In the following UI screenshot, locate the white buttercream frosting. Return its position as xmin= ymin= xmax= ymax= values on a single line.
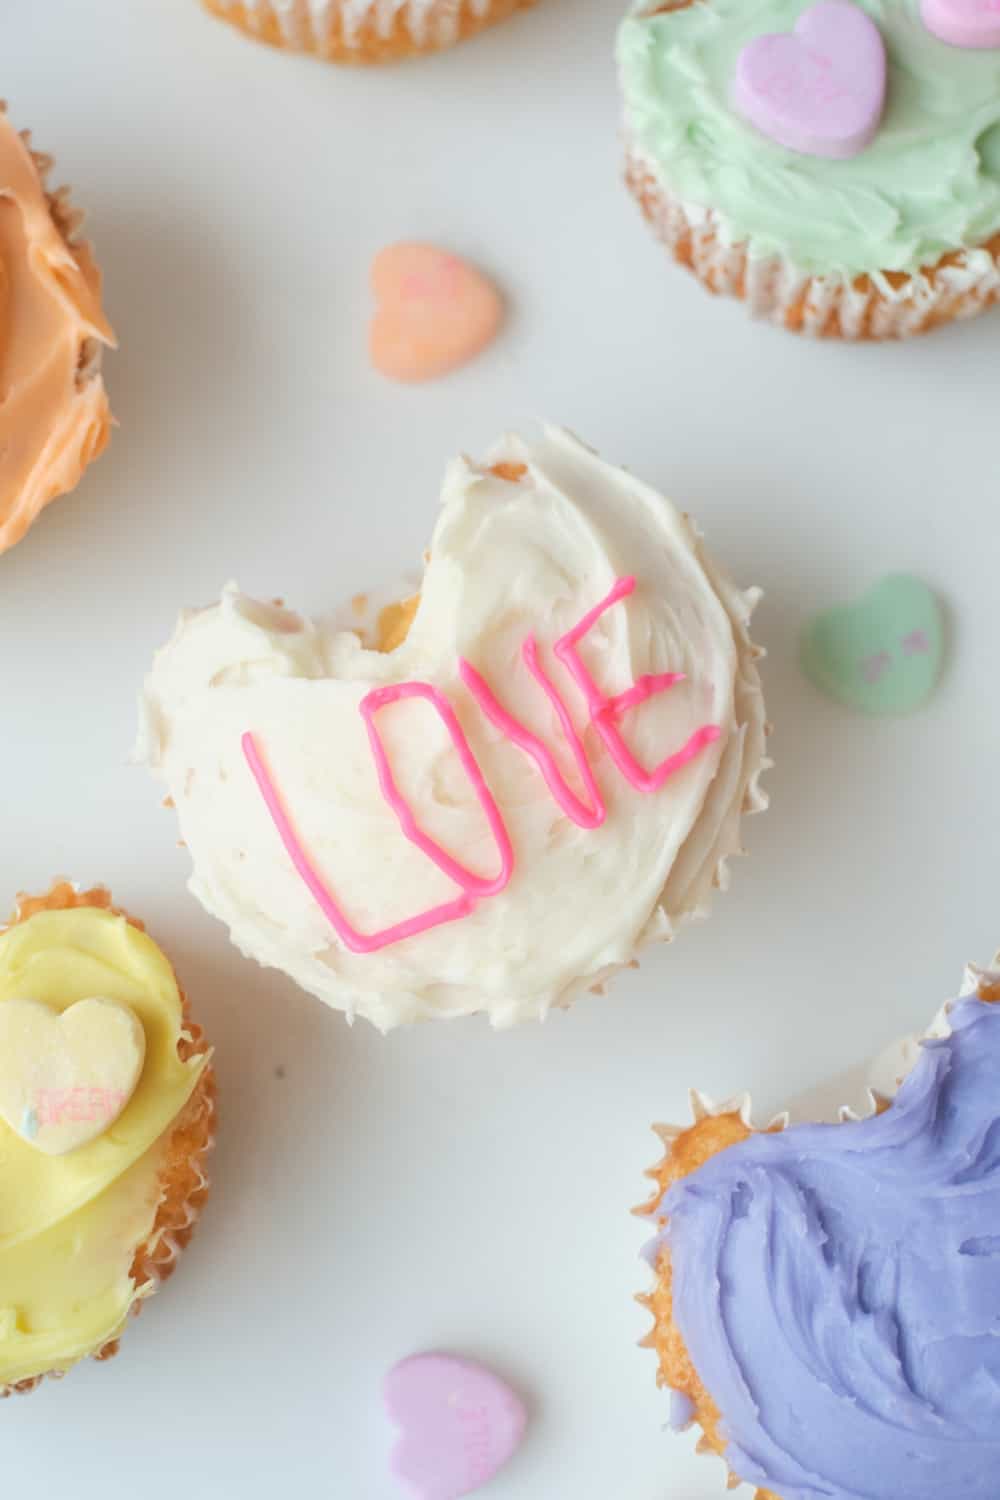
xmin=137 ymin=427 xmax=769 ymax=1029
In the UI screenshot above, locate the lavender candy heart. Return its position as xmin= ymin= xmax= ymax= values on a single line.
xmin=922 ymin=0 xmax=1000 ymax=48
xmin=384 ymin=1353 xmax=527 ymax=1500
xmin=733 ymin=0 xmax=888 ymax=159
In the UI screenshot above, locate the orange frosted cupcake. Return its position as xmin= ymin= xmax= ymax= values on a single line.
xmin=202 ymin=0 xmax=537 ymax=62
xmin=0 ymin=883 xmax=214 ymax=1395
xmin=0 ymin=108 xmax=114 ymax=554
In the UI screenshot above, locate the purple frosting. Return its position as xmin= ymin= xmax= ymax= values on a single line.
xmin=652 ymin=997 xmax=1000 ymax=1500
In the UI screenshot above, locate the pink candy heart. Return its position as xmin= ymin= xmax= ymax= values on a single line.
xmin=384 ymin=1354 xmax=527 ymax=1500
xmin=733 ymin=1 xmax=887 ymax=159
xmin=369 ymin=244 xmax=504 ymax=384
xmin=921 ymin=0 xmax=1000 ymax=47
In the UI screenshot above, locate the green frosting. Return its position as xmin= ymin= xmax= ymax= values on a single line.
xmin=618 ymin=0 xmax=1000 ymax=279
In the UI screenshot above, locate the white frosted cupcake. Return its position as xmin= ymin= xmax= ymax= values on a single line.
xmin=201 ymin=0 xmax=537 ymax=62
xmin=137 ymin=427 xmax=769 ymax=1029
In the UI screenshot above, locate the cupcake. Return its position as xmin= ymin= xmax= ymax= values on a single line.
xmin=0 ymin=107 xmax=114 ymax=554
xmin=0 ymin=883 xmax=214 ymax=1395
xmin=137 ymin=426 xmax=769 ymax=1030
xmin=638 ymin=961 xmax=1000 ymax=1497
xmin=201 ymin=0 xmax=537 ymax=63
xmin=618 ymin=0 xmax=1000 ymax=338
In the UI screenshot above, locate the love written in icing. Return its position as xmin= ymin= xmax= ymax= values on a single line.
xmin=242 ymin=577 xmax=721 ymax=954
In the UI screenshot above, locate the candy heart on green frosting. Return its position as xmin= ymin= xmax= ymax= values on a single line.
xmin=800 ymin=574 xmax=944 ymax=714
xmin=617 ymin=0 xmax=1000 ymax=280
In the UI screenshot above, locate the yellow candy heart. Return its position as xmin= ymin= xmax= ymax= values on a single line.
xmin=0 ymin=997 xmax=145 ymax=1156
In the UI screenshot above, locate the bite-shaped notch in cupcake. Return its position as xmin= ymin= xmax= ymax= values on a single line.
xmin=637 ymin=963 xmax=1000 ymax=1499
xmin=201 ymin=0 xmax=537 ymax=63
xmin=618 ymin=0 xmax=1000 ymax=338
xmin=138 ymin=427 xmax=770 ymax=1031
xmin=0 ymin=106 xmax=114 ymax=555
xmin=0 ymin=883 xmax=214 ymax=1395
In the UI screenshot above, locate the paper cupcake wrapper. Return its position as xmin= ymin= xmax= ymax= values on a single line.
xmin=637 ymin=956 xmax=1000 ymax=1492
xmin=203 ymin=0 xmax=535 ymax=61
xmin=625 ymin=148 xmax=1000 ymax=341
xmin=0 ymin=882 xmax=216 ymax=1398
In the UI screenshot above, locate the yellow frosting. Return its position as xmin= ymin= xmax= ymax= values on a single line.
xmin=0 ymin=111 xmax=115 ymax=556
xmin=0 ymin=908 xmax=209 ymax=1386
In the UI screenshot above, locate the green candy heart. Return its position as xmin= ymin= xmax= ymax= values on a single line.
xmin=801 ymin=575 xmax=945 ymax=716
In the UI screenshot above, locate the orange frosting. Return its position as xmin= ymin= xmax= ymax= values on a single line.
xmin=0 ymin=112 xmax=114 ymax=555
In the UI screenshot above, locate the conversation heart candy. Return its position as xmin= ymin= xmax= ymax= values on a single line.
xmin=369 ymin=244 xmax=503 ymax=383
xmin=733 ymin=1 xmax=887 ymax=159
xmin=800 ymin=574 xmax=944 ymax=715
xmin=0 ymin=996 xmax=145 ymax=1154
xmin=384 ymin=1353 xmax=527 ymax=1500
xmin=921 ymin=0 xmax=1000 ymax=47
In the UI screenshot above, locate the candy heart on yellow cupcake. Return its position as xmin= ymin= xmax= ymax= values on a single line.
xmin=0 ymin=996 xmax=145 ymax=1156
xmin=0 ymin=883 xmax=214 ymax=1395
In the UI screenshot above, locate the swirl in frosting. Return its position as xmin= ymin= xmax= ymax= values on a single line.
xmin=652 ymin=995 xmax=1000 ymax=1500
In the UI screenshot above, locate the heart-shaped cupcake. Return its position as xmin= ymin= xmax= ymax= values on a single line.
xmin=641 ymin=978 xmax=1000 ymax=1499
xmin=0 ymin=995 xmax=145 ymax=1155
xmin=384 ymin=1354 xmax=527 ymax=1500
xmin=733 ymin=0 xmax=887 ymax=159
xmin=138 ymin=427 xmax=769 ymax=1030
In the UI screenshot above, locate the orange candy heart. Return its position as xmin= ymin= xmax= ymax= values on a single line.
xmin=369 ymin=243 xmax=504 ymax=383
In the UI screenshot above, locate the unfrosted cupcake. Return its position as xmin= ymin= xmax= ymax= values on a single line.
xmin=138 ymin=426 xmax=769 ymax=1030
xmin=202 ymin=0 xmax=537 ymax=62
xmin=618 ymin=0 xmax=1000 ymax=338
xmin=638 ymin=961 xmax=1000 ymax=1498
xmin=0 ymin=883 xmax=214 ymax=1395
xmin=0 ymin=107 xmax=114 ymax=554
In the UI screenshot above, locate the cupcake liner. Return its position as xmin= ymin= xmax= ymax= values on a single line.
xmin=0 ymin=882 xmax=216 ymax=1398
xmin=202 ymin=0 xmax=536 ymax=62
xmin=625 ymin=148 xmax=1000 ymax=341
xmin=637 ymin=960 xmax=1000 ymax=1494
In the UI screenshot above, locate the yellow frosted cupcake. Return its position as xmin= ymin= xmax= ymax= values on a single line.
xmin=0 ymin=883 xmax=214 ymax=1396
xmin=0 ymin=107 xmax=114 ymax=555
xmin=202 ymin=0 xmax=537 ymax=63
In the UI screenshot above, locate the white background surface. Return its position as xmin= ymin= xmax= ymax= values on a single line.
xmin=2 ymin=1 xmax=998 ymax=1495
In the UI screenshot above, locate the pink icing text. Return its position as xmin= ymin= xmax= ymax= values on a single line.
xmin=34 ymin=1086 xmax=127 ymax=1127
xmin=243 ymin=682 xmax=512 ymax=956
xmin=243 ymin=577 xmax=721 ymax=953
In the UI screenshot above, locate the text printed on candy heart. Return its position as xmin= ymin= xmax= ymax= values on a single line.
xmin=34 ymin=1087 xmax=128 ymax=1126
xmin=243 ymin=577 xmax=721 ymax=955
